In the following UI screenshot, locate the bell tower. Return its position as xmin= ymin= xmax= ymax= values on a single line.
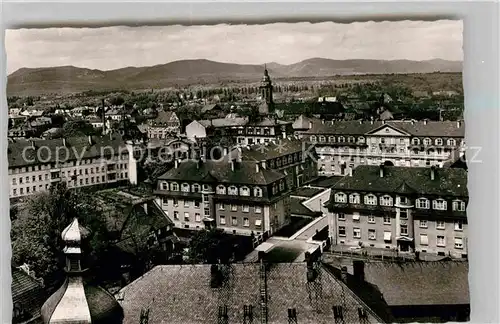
xmin=258 ymin=65 xmax=274 ymax=115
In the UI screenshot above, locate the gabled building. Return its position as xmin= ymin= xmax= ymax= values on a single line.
xmin=154 ymin=156 xmax=291 ymax=239
xmin=11 ymin=266 xmax=46 ymax=324
xmin=304 ymin=120 xmax=465 ymax=176
xmin=147 ymin=111 xmax=181 ymax=139
xmin=201 ymin=103 xmax=225 ymax=119
xmin=325 ymin=165 xmax=468 ymax=258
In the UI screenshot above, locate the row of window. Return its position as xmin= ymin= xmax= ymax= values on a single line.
xmin=310 ymin=134 xmax=461 ymax=147
xmin=8 ymin=156 xmax=128 ymax=175
xmin=337 ymin=213 xmax=465 ymax=230
xmin=162 ymin=199 xmax=263 ymax=214
xmin=334 ymin=192 xmax=466 ymax=211
xmin=220 ymin=215 xmax=260 ymax=227
xmin=160 ymin=182 xmax=266 ymax=197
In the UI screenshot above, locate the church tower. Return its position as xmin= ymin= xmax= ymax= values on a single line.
xmin=258 ymin=65 xmax=274 ymax=115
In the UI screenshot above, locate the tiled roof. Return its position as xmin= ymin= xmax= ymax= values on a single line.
xmin=362 ymin=261 xmax=469 ymax=306
xmin=12 ymin=267 xmax=46 ymax=323
xmin=304 ymin=120 xmax=465 ymax=137
xmin=198 ymin=117 xmax=248 ymax=128
xmin=157 ymin=160 xmax=285 ymax=186
xmin=201 ymin=104 xmax=221 ymax=113
xmin=150 ymin=111 xmax=178 ymax=126
xmin=331 ymin=166 xmax=468 ymax=197
xmin=307 ymin=176 xmax=345 ymax=188
xmin=291 ymin=187 xmax=324 ymax=198
xmin=233 ymin=138 xmax=305 ymax=161
xmin=290 ymin=197 xmax=321 ymax=217
xmin=117 ymin=262 xmax=382 ymax=324
xmin=8 ymin=134 xmax=127 ymax=168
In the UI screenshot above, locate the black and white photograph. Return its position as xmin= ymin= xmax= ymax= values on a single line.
xmin=6 ymin=19 xmax=469 ymax=324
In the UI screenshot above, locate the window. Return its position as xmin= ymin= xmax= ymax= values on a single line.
xmin=310 ymin=135 xmax=317 ymax=143
xmin=420 ymin=220 xmax=428 ymax=228
xmin=384 ymin=231 xmax=392 ymax=242
xmin=184 ymin=200 xmax=189 ymax=208
xmin=173 ymin=198 xmax=178 ymax=207
xmin=319 ymin=136 xmax=326 ymax=142
xmin=220 ymin=215 xmax=226 ymax=225
xmin=400 ymin=209 xmax=408 ymax=219
xmin=242 ymin=205 xmax=249 ymax=212
xmin=433 ymin=199 xmax=447 ymax=210
xmin=453 ymin=200 xmax=466 ymax=211
xmin=329 ymin=136 xmax=335 ymax=143
xmin=228 ymin=186 xmax=238 ymax=195
xmin=349 ymin=193 xmax=360 ymax=204
xmin=380 ymin=195 xmax=393 ymax=206
xmin=171 ymin=182 xmax=179 ymax=191
xmin=383 ymin=216 xmax=391 ymax=224
xmin=454 ymin=237 xmax=464 ymax=249
xmin=162 ymin=198 xmax=168 ymax=206
xmin=364 ymin=194 xmax=377 ymax=205
xmin=255 ymin=206 xmax=262 ymax=213
xmin=181 ymin=183 xmax=190 ymax=192
xmin=338 ymin=213 xmax=346 ymax=221
xmin=412 ymin=138 xmax=420 ymax=145
xmin=240 ymin=186 xmax=250 ymax=196
xmin=399 ymin=138 xmax=405 ymax=145
xmin=174 ymin=211 xmax=179 ymax=220
xmin=335 ymin=192 xmax=347 ymax=203
xmin=192 ymin=184 xmax=200 ymax=192
xmin=436 ymin=221 xmax=446 ymax=230
xmin=368 ymin=215 xmax=375 ymax=223
xmin=420 ymin=234 xmax=428 ymax=245
xmin=400 ymin=225 xmax=408 ymax=236
xmin=231 ymin=217 xmax=238 ymax=226
xmin=353 ymin=228 xmax=361 ymax=239
xmin=218 ymin=203 xmax=225 ymax=210
xmin=416 ymin=198 xmax=430 ymax=209
xmin=423 ymin=138 xmax=431 ymax=146
xmin=184 ymin=212 xmax=189 ymax=221
xmin=195 ymin=213 xmax=201 ymax=222
xmin=243 ymin=218 xmax=250 ymax=227
xmin=437 ymin=235 xmax=446 ymax=247
xmin=454 ymin=221 xmax=463 ymax=231
xmin=194 ymin=201 xmax=200 ymax=208
xmin=339 ymin=136 xmax=345 ymax=143
xmin=216 ymin=185 xmax=226 ymax=195
xmin=13 ymin=189 xmax=17 ymax=195
xmin=368 ymin=229 xmax=376 ymax=240
xmin=435 ymin=138 xmax=443 ymax=145
xmin=255 ymin=219 xmax=262 ymax=227
xmin=447 ymin=139 xmax=456 ymax=146
xmin=352 ymin=212 xmax=360 ymax=221
xmin=348 ymin=136 xmax=355 ymax=143
xmin=231 ymin=204 xmax=237 ymax=211
xmin=338 ymin=226 xmax=346 ymax=237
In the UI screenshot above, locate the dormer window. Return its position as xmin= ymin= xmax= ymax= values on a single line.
xmin=416 ymin=198 xmax=430 ymax=209
xmin=171 ymin=182 xmax=179 ymax=191
xmin=423 ymin=138 xmax=431 ymax=146
xmin=254 ymin=187 xmax=263 ymax=197
xmin=335 ymin=192 xmax=347 ymax=203
xmin=380 ymin=195 xmax=393 ymax=206
xmin=240 ymin=186 xmax=250 ymax=196
xmin=228 ymin=186 xmax=238 ymax=195
xmin=338 ymin=136 xmax=345 ymax=143
xmin=358 ymin=136 xmax=365 ymax=143
xmin=161 ymin=182 xmax=168 ymax=190
xmin=192 ymin=183 xmax=200 ymax=192
xmin=310 ymin=135 xmax=317 ymax=142
xmin=329 ymin=136 xmax=336 ymax=143
xmin=319 ymin=136 xmax=326 ymax=142
xmin=279 ymin=180 xmax=285 ymax=191
xmin=433 ymin=199 xmax=447 ymax=210
xmin=181 ymin=183 xmax=190 ymax=192
xmin=453 ymin=200 xmax=466 ymax=211
xmin=364 ymin=194 xmax=377 ymax=205
xmin=412 ymin=138 xmax=420 ymax=145
xmin=216 ymin=185 xmax=226 ymax=195
xmin=447 ymin=139 xmax=456 ymax=146
xmin=435 ymin=138 xmax=443 ymax=145
xmin=348 ymin=136 xmax=355 ymax=143
xmin=349 ymin=193 xmax=360 ymax=204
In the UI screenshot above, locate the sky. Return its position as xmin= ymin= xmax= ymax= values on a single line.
xmin=5 ymin=20 xmax=463 ymax=75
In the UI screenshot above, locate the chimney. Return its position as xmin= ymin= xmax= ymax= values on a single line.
xmin=359 ymin=120 xmax=362 ymax=124
xmin=379 ymin=163 xmax=385 ymax=178
xmin=260 ymin=160 xmax=266 ymax=170
xmin=349 ymin=168 xmax=353 ymax=177
xmin=223 ymin=147 xmax=228 ymax=156
xmin=230 ymin=159 xmax=235 ymax=172
xmin=308 ymin=121 xmax=313 ymax=129
xmin=174 ymin=159 xmax=179 ymax=168
xmin=430 ymin=165 xmax=436 ymax=180
xmin=457 ymin=120 xmax=462 ymax=128
xmin=255 ymin=162 xmax=260 ymax=173
xmin=88 ymin=135 xmax=92 ymax=145
xmin=423 ymin=119 xmax=428 ymax=125
xmin=411 ymin=119 xmax=415 ymax=125
xmin=341 ymin=266 xmax=348 ymax=283
xmin=62 ymin=138 xmax=66 ymax=147
xmin=370 ymin=119 xmax=374 ymax=125
xmin=30 ymin=140 xmax=36 ymax=149
xmin=353 ymin=260 xmax=365 ymax=282
xmin=282 ymin=132 xmax=286 ymax=139
xmin=382 ymin=120 xmax=385 ymax=124
xmin=321 ymin=120 xmax=325 ymax=124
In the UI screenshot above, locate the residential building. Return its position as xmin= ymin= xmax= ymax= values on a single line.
xmin=154 ymin=156 xmax=291 ymax=238
xmin=325 ymin=260 xmax=469 ymax=322
xmin=147 ymin=111 xmax=181 ymax=139
xmin=291 ymin=114 xmax=320 ymax=137
xmin=117 ymin=251 xmax=383 ymax=324
xmin=229 ymin=137 xmax=318 ymax=189
xmin=186 ymin=116 xmax=293 ymax=146
xmin=8 ymin=134 xmax=138 ymax=199
xmin=325 ymin=165 xmax=468 ymax=258
xmin=12 ymin=266 xmax=46 ymax=324
xmin=303 ymin=120 xmax=465 ymax=176
xmin=201 ymin=103 xmax=225 ymax=119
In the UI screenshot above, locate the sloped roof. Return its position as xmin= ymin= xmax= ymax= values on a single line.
xmin=363 ymin=261 xmax=469 ymax=306
xmin=197 ymin=117 xmax=248 ymax=128
xmin=290 ymin=197 xmax=321 ymax=217
xmin=117 ymin=263 xmax=383 ymax=324
xmin=291 ymin=187 xmax=324 ymax=198
xmin=12 ymin=267 xmax=46 ymax=323
xmin=233 ymin=138 xmax=305 ymax=161
xmin=305 ymin=120 xmax=465 ymax=137
xmin=150 ymin=111 xmax=178 ymax=126
xmin=201 ymin=104 xmax=222 ymax=113
xmin=331 ymin=166 xmax=467 ymax=197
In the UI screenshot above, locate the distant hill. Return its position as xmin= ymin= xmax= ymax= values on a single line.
xmin=7 ymin=58 xmax=462 ymax=96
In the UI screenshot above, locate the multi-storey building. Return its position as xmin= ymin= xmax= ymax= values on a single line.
xmin=229 ymin=137 xmax=318 ymax=189
xmin=303 ymin=120 xmax=465 ymax=176
xmin=8 ymin=134 xmax=138 ymax=199
xmin=186 ymin=116 xmax=293 ymax=146
xmin=147 ymin=111 xmax=181 ymax=139
xmin=325 ymin=165 xmax=468 ymax=258
xmin=154 ymin=156 xmax=291 ymax=238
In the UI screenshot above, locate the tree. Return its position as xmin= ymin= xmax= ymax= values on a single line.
xmin=186 ymin=228 xmax=234 ymax=263
xmin=62 ymin=120 xmax=97 ymax=137
xmin=11 ymin=182 xmax=110 ymax=286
